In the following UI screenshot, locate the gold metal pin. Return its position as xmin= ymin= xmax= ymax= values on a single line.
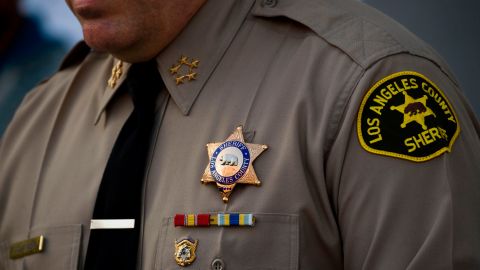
xmin=201 ymin=126 xmax=268 ymax=202
xmin=169 ymin=55 xmax=199 ymax=85
xmin=174 ymin=238 xmax=198 ymax=267
xmin=108 ymin=61 xmax=123 ymax=88
xmin=9 ymin=235 xmax=45 ymax=260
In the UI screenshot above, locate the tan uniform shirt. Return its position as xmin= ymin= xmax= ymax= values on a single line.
xmin=1 ymin=0 xmax=480 ymax=269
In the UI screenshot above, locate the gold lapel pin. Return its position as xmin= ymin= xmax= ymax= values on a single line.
xmin=9 ymin=235 xmax=45 ymax=260
xmin=108 ymin=60 xmax=123 ymax=88
xmin=174 ymin=238 xmax=198 ymax=267
xmin=169 ymin=55 xmax=199 ymax=85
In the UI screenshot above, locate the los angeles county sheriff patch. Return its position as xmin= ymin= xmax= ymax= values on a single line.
xmin=357 ymin=71 xmax=460 ymax=162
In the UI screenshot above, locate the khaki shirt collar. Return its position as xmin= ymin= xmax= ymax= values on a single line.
xmin=95 ymin=60 xmax=131 ymax=124
xmin=156 ymin=0 xmax=255 ymax=115
xmin=95 ymin=0 xmax=254 ymax=123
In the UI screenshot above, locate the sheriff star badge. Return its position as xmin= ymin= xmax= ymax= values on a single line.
xmin=201 ymin=126 xmax=268 ymax=203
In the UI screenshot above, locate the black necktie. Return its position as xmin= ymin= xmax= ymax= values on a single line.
xmin=84 ymin=60 xmax=163 ymax=270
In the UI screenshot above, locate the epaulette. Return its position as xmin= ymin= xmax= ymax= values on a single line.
xmin=252 ymin=0 xmax=456 ymax=81
xmin=58 ymin=41 xmax=91 ymax=71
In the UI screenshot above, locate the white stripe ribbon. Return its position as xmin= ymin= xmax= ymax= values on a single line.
xmin=90 ymin=219 xmax=135 ymax=229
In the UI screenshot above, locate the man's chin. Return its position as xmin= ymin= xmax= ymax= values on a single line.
xmin=83 ymin=35 xmax=154 ymax=62
xmin=82 ymin=26 xmax=127 ymax=53
xmin=81 ymin=22 xmax=164 ymax=62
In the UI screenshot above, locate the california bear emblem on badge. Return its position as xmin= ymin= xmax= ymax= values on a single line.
xmin=202 ymin=126 xmax=268 ymax=202
xmin=357 ymin=71 xmax=460 ymax=162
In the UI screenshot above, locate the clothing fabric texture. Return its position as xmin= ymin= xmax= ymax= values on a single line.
xmin=1 ymin=0 xmax=479 ymax=269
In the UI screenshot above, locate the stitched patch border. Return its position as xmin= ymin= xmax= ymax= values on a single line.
xmin=357 ymin=71 xmax=460 ymax=162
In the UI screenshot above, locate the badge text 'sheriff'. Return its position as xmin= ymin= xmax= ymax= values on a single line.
xmin=201 ymin=126 xmax=268 ymax=202
xmin=357 ymin=71 xmax=460 ymax=162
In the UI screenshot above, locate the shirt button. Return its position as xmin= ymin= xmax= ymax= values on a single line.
xmin=211 ymin=258 xmax=225 ymax=270
xmin=262 ymin=0 xmax=278 ymax=8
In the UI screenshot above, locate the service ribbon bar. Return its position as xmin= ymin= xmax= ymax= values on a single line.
xmin=174 ymin=213 xmax=255 ymax=227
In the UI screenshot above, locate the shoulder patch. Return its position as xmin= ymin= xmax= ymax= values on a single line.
xmin=357 ymin=71 xmax=460 ymax=162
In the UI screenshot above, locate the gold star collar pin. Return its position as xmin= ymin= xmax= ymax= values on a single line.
xmin=107 ymin=61 xmax=123 ymax=88
xmin=201 ymin=126 xmax=268 ymax=203
xmin=169 ymin=55 xmax=199 ymax=85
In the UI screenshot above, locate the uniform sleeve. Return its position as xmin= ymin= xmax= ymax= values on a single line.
xmin=325 ymin=53 xmax=480 ymax=269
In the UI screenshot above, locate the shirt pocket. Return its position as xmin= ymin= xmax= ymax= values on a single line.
xmin=154 ymin=213 xmax=299 ymax=270
xmin=0 ymin=224 xmax=82 ymax=270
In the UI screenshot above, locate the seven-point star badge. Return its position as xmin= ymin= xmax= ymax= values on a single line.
xmin=201 ymin=126 xmax=268 ymax=203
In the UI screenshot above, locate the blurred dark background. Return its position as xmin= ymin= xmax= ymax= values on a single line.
xmin=0 ymin=0 xmax=81 ymax=134
xmin=363 ymin=0 xmax=480 ymax=117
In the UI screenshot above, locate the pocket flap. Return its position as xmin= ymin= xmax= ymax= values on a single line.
xmin=1 ymin=224 xmax=82 ymax=270
xmin=155 ymin=213 xmax=299 ymax=270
